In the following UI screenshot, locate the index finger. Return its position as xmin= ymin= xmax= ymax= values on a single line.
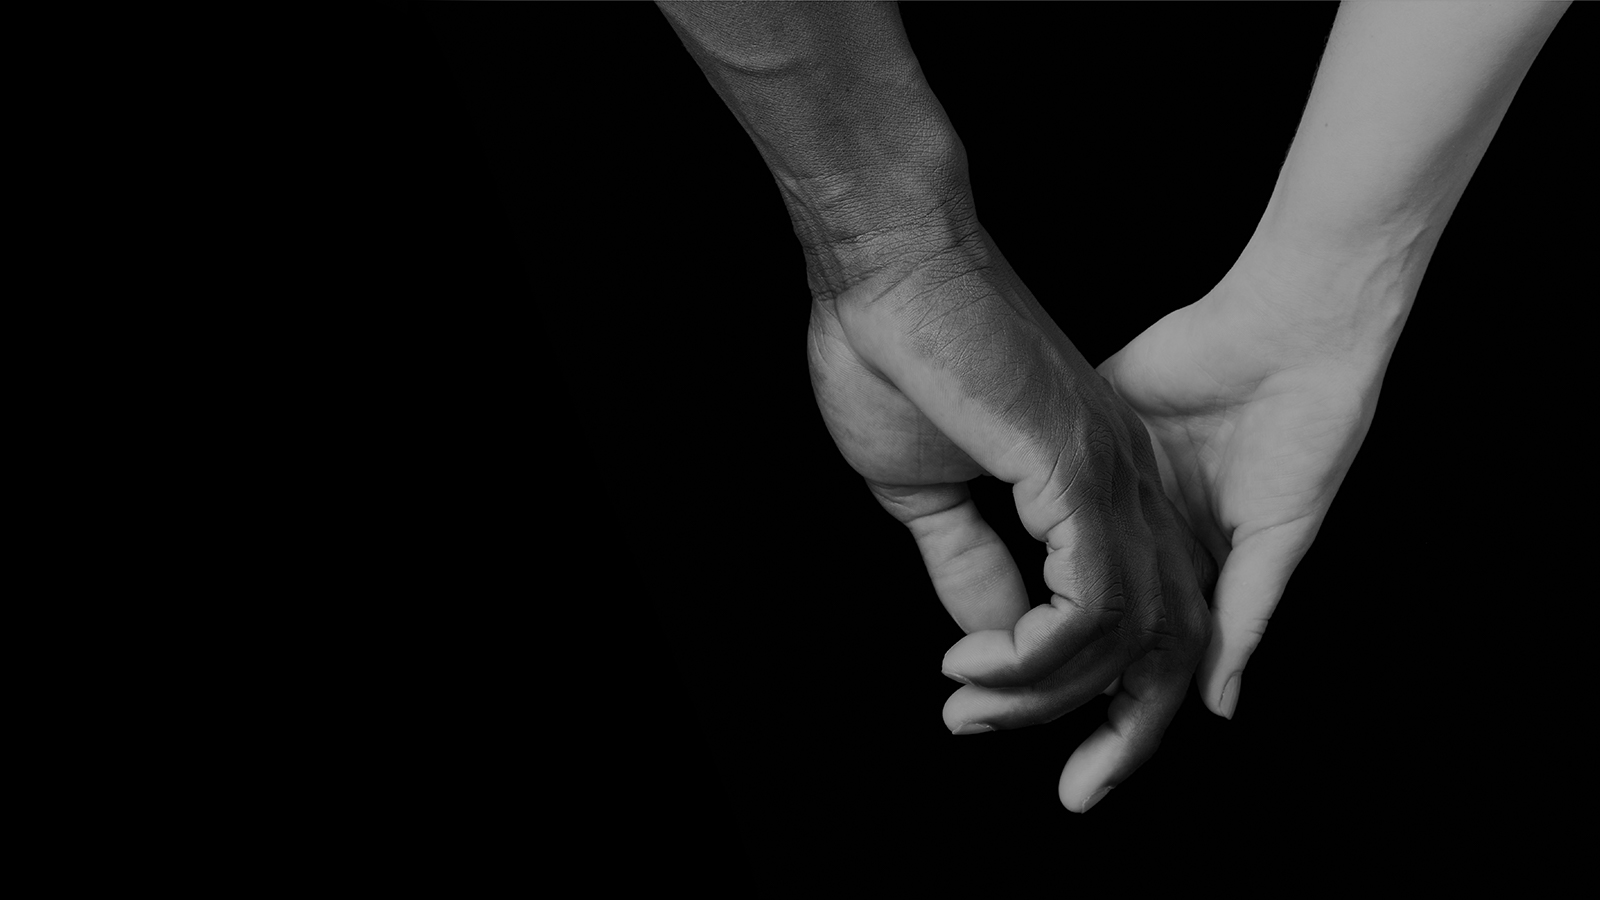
xmin=941 ymin=507 xmax=1139 ymax=685
xmin=868 ymin=480 xmax=1032 ymax=634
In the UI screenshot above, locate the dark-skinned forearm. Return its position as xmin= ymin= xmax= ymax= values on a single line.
xmin=655 ymin=1 xmax=979 ymax=297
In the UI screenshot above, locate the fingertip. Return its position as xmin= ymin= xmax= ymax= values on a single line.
xmin=1201 ymin=669 xmax=1241 ymax=719
xmin=940 ymin=629 xmax=1014 ymax=682
xmin=1200 ymin=610 xmax=1257 ymax=717
xmin=1057 ymin=727 xmax=1115 ymax=811
xmin=1218 ymin=671 xmax=1241 ymax=720
xmin=1058 ymin=776 xmax=1115 ymax=814
xmin=940 ymin=683 xmax=980 ymax=733
xmin=1080 ymin=785 xmax=1113 ymax=813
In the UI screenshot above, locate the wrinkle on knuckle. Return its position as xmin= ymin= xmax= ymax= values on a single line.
xmin=1142 ymin=605 xmax=1174 ymax=651
xmin=1039 ymin=417 xmax=1129 ymax=528
xmin=1036 ymin=446 xmax=1090 ymax=513
xmin=1143 ymin=589 xmax=1210 ymax=661
xmin=1056 ymin=580 xmax=1129 ymax=622
xmin=1043 ymin=528 xmax=1124 ymax=601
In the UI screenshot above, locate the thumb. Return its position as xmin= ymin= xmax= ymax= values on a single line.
xmin=1198 ymin=518 xmax=1318 ymax=719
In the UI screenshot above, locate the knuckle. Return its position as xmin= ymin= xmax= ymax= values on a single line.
xmin=1045 ymin=558 xmax=1131 ymax=619
xmin=1060 ymin=582 xmax=1130 ymax=628
xmin=1128 ymin=569 xmax=1212 ymax=656
xmin=1164 ymin=591 xmax=1213 ymax=663
xmin=1032 ymin=408 xmax=1124 ymax=513
xmin=1132 ymin=603 xmax=1170 ymax=652
xmin=1172 ymin=595 xmax=1209 ymax=647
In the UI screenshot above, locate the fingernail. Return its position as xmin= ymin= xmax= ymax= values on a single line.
xmin=941 ymin=669 xmax=972 ymax=685
xmin=952 ymin=722 xmax=993 ymax=735
xmin=1082 ymin=785 xmax=1113 ymax=813
xmin=1220 ymin=672 xmax=1241 ymax=720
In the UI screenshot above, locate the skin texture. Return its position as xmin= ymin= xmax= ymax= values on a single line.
xmin=656 ymin=0 xmax=1571 ymax=810
xmin=1113 ymin=0 xmax=1573 ymax=720
xmin=807 ymin=224 xmax=1216 ymax=812
xmin=659 ymin=0 xmax=1217 ymax=811
xmin=1099 ymin=263 xmax=1384 ymax=723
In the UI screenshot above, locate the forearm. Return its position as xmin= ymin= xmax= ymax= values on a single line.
xmin=1239 ymin=0 xmax=1570 ymax=345
xmin=655 ymin=1 xmax=978 ymax=296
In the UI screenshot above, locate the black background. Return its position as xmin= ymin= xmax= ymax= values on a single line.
xmin=315 ymin=1 xmax=1591 ymax=886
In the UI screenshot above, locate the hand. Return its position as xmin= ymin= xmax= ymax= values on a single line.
xmin=1098 ymin=256 xmax=1392 ymax=719
xmin=807 ymin=226 xmax=1216 ymax=812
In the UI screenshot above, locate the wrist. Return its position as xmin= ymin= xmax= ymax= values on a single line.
xmin=657 ymin=1 xmax=981 ymax=300
xmin=787 ymin=155 xmax=983 ymax=303
xmin=1217 ymin=232 xmax=1418 ymax=366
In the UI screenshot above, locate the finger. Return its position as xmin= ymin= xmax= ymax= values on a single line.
xmin=940 ymin=593 xmax=1124 ymax=687
xmin=839 ymin=271 xmax=1151 ymax=686
xmin=1102 ymin=676 xmax=1120 ymax=697
xmin=1057 ymin=651 xmax=1191 ymax=813
xmin=1198 ymin=519 xmax=1318 ymax=719
xmin=942 ymin=632 xmax=1137 ymax=732
xmin=1059 ymin=492 xmax=1210 ymax=808
xmin=940 ymin=507 xmax=1137 ymax=686
xmin=868 ymin=481 xmax=1031 ymax=634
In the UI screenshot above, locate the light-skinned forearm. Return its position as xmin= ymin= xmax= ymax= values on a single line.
xmin=1237 ymin=0 xmax=1570 ymax=351
xmin=655 ymin=1 xmax=978 ymax=297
